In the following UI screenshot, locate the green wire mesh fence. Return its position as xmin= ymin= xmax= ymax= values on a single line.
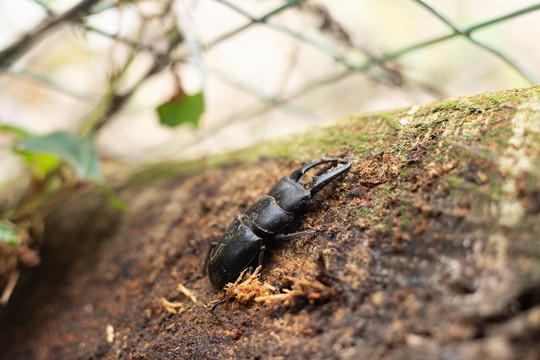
xmin=0 ymin=0 xmax=539 ymax=161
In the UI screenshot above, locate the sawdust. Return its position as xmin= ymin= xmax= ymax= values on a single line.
xmin=161 ymin=297 xmax=184 ymax=314
xmin=221 ymin=266 xmax=275 ymax=307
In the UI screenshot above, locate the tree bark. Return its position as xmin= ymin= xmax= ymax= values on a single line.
xmin=1 ymin=86 xmax=539 ymax=359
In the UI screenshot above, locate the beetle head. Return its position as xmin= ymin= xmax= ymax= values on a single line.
xmin=289 ymin=158 xmax=351 ymax=196
xmin=267 ymin=158 xmax=351 ymax=213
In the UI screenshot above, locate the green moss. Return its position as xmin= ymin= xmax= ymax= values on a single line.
xmin=398 ymin=199 xmax=412 ymax=228
xmin=442 ymin=172 xmax=504 ymax=204
xmin=125 ymin=86 xmax=540 ymax=193
xmin=382 ymin=216 xmax=393 ymax=231
xmin=443 ymin=174 xmax=463 ymax=188
xmin=121 ymin=86 xmax=539 ymax=249
xmin=380 ymin=114 xmax=400 ymax=130
xmin=354 ymin=206 xmax=376 ymax=220
xmin=426 ymin=98 xmax=472 ymax=114
xmin=399 ymin=167 xmax=416 ymax=179
xmin=378 ymin=183 xmax=396 ymax=196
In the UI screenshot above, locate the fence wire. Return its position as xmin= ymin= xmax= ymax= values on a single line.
xmin=0 ymin=0 xmax=539 ymax=161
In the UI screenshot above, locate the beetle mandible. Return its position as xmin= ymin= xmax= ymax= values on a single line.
xmin=204 ymin=158 xmax=351 ymax=289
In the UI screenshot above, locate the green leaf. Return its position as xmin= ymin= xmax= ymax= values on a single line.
xmin=15 ymin=131 xmax=101 ymax=181
xmin=157 ymin=91 xmax=204 ymax=128
xmin=0 ymin=221 xmax=18 ymax=247
xmin=19 ymin=152 xmax=61 ymax=180
xmin=0 ymin=124 xmax=30 ymax=138
xmin=99 ymin=183 xmax=130 ymax=212
xmin=2 ymin=125 xmax=61 ymax=179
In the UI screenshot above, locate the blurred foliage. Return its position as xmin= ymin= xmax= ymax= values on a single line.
xmin=0 ymin=221 xmax=18 ymax=247
xmin=0 ymin=0 xmax=201 ymax=277
xmin=157 ymin=91 xmax=205 ymax=128
xmin=16 ymin=131 xmax=101 ymax=181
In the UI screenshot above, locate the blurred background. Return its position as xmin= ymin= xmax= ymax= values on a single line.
xmin=1 ymin=0 xmax=539 ymax=185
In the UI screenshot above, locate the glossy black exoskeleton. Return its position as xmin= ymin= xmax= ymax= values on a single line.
xmin=204 ymin=158 xmax=351 ymax=291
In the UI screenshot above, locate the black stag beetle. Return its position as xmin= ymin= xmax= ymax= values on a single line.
xmin=204 ymin=158 xmax=351 ymax=295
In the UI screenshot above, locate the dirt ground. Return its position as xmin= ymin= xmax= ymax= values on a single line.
xmin=0 ymin=87 xmax=539 ymax=359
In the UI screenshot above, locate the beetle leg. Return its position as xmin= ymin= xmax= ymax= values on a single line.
xmin=202 ymin=242 xmax=218 ymax=275
xmin=210 ymin=299 xmax=226 ymax=314
xmin=257 ymin=245 xmax=266 ymax=267
xmin=274 ymin=229 xmax=316 ymax=241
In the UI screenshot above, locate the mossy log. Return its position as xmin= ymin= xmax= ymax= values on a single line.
xmin=1 ymin=86 xmax=539 ymax=359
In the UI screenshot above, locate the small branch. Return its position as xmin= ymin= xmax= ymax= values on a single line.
xmin=466 ymin=3 xmax=540 ymax=33
xmin=77 ymin=22 xmax=155 ymax=53
xmin=30 ymin=0 xmax=55 ymax=16
xmin=0 ymin=0 xmax=100 ymax=70
xmin=83 ymin=29 xmax=184 ymax=135
xmin=0 ymin=270 xmax=20 ymax=306
xmin=207 ymin=0 xmax=303 ymax=47
xmin=467 ymin=37 xmax=537 ymax=84
xmin=6 ymin=67 xmax=99 ymax=102
xmin=408 ymin=0 xmax=538 ymax=84
xmin=356 ymin=1 xmax=540 ymax=84
xmin=412 ymin=0 xmax=464 ymax=33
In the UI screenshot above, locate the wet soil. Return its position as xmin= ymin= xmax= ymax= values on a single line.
xmin=0 ymin=87 xmax=539 ymax=359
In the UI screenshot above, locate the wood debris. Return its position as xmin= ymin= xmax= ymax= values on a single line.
xmin=106 ymin=324 xmax=114 ymax=344
xmin=161 ymin=297 xmax=184 ymax=314
xmin=255 ymin=275 xmax=336 ymax=309
xmin=178 ymin=283 xmax=198 ymax=304
xmin=213 ymin=254 xmax=338 ymax=311
xmin=223 ymin=266 xmax=275 ymax=305
xmin=256 ymin=253 xmax=338 ymax=309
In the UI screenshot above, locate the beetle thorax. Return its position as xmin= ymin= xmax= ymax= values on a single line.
xmin=267 ymin=177 xmax=311 ymax=213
